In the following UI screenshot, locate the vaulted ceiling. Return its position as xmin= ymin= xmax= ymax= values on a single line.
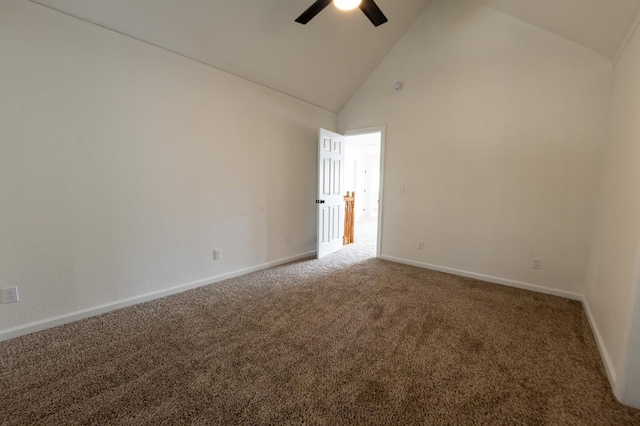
xmin=475 ymin=0 xmax=640 ymax=59
xmin=31 ymin=0 xmax=640 ymax=113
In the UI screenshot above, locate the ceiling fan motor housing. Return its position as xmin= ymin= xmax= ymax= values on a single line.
xmin=295 ymin=0 xmax=388 ymax=27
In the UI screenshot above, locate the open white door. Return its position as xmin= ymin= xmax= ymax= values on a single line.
xmin=317 ymin=129 xmax=346 ymax=259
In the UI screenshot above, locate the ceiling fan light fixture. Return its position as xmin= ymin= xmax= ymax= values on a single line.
xmin=334 ymin=0 xmax=362 ymax=11
xmin=295 ymin=0 xmax=387 ymax=27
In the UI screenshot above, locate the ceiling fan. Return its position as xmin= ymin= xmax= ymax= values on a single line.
xmin=295 ymin=0 xmax=388 ymax=27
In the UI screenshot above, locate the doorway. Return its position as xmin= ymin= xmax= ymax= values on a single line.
xmin=344 ymin=128 xmax=384 ymax=258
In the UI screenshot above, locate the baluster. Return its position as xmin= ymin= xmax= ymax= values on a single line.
xmin=343 ymin=191 xmax=355 ymax=245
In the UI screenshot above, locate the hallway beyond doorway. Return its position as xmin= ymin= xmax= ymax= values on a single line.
xmin=344 ymin=129 xmax=383 ymax=259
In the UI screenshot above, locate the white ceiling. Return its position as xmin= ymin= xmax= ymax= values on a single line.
xmin=30 ymin=0 xmax=640 ymax=112
xmin=476 ymin=0 xmax=640 ymax=59
xmin=31 ymin=0 xmax=434 ymax=112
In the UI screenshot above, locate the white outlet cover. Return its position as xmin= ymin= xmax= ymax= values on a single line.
xmin=2 ymin=286 xmax=19 ymax=304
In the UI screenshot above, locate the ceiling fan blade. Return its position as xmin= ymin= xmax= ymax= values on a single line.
xmin=359 ymin=0 xmax=388 ymax=27
xmin=295 ymin=0 xmax=333 ymax=24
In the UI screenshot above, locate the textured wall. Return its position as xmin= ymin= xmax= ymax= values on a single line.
xmin=0 ymin=0 xmax=336 ymax=333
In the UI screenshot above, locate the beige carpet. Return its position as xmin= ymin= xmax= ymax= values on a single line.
xmin=2 ymin=218 xmax=640 ymax=425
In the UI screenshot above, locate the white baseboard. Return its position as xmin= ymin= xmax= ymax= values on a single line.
xmin=2 ymin=250 xmax=624 ymax=405
xmin=581 ymin=297 xmax=620 ymax=399
xmin=379 ymin=255 xmax=582 ymax=301
xmin=0 ymin=251 xmax=315 ymax=342
xmin=379 ymin=255 xmax=622 ymax=399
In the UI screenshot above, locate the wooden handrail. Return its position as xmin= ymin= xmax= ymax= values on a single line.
xmin=344 ymin=191 xmax=355 ymax=245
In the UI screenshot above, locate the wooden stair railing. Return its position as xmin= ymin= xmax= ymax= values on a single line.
xmin=343 ymin=191 xmax=355 ymax=245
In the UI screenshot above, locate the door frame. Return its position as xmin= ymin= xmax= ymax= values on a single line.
xmin=343 ymin=125 xmax=386 ymax=258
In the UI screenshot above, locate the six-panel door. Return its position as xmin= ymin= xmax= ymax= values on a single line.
xmin=317 ymin=129 xmax=346 ymax=259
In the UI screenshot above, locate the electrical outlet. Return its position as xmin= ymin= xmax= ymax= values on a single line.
xmin=2 ymin=286 xmax=19 ymax=304
xmin=213 ymin=249 xmax=222 ymax=260
xmin=532 ymin=258 xmax=542 ymax=269
xmin=417 ymin=241 xmax=424 ymax=250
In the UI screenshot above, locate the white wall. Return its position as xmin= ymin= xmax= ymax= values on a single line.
xmin=339 ymin=0 xmax=612 ymax=298
xmin=0 ymin=0 xmax=336 ymax=336
xmin=584 ymin=14 xmax=640 ymax=405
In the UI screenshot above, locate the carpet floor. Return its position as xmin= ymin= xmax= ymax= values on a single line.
xmin=1 ymin=218 xmax=640 ymax=425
